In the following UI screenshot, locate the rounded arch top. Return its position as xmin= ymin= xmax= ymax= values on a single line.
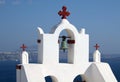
xmin=37 ymin=27 xmax=44 ymax=34
xmin=51 ymin=19 xmax=79 ymax=37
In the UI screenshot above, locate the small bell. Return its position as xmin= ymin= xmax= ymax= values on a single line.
xmin=59 ymin=35 xmax=70 ymax=52
xmin=60 ymin=40 xmax=68 ymax=52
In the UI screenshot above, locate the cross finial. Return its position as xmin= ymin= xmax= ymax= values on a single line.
xmin=94 ymin=44 xmax=100 ymax=50
xmin=58 ymin=6 xmax=70 ymax=19
xmin=20 ymin=44 xmax=27 ymax=51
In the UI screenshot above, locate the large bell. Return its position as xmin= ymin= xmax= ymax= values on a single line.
xmin=60 ymin=40 xmax=68 ymax=52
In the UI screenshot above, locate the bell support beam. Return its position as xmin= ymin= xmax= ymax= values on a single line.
xmin=67 ymin=40 xmax=75 ymax=44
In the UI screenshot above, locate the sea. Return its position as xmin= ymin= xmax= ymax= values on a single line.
xmin=0 ymin=54 xmax=120 ymax=82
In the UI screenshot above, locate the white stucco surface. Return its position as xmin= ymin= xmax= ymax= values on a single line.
xmin=84 ymin=63 xmax=117 ymax=82
xmin=20 ymin=51 xmax=29 ymax=64
xmin=93 ymin=50 xmax=101 ymax=62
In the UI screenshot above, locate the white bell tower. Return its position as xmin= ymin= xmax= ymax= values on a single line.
xmin=37 ymin=19 xmax=89 ymax=64
xmin=16 ymin=6 xmax=118 ymax=82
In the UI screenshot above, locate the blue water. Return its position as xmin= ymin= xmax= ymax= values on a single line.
xmin=0 ymin=61 xmax=17 ymax=82
xmin=0 ymin=57 xmax=120 ymax=82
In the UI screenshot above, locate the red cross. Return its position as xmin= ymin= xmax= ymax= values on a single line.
xmin=20 ymin=44 xmax=27 ymax=51
xmin=58 ymin=6 xmax=70 ymax=19
xmin=94 ymin=44 xmax=100 ymax=50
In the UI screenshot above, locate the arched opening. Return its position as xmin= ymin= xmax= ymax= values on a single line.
xmin=58 ymin=29 xmax=75 ymax=63
xmin=59 ymin=30 xmax=68 ymax=63
xmin=73 ymin=75 xmax=86 ymax=82
xmin=45 ymin=76 xmax=58 ymax=82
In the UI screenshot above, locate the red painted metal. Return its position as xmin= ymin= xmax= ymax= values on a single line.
xmin=94 ymin=44 xmax=100 ymax=50
xmin=58 ymin=6 xmax=70 ymax=19
xmin=67 ymin=40 xmax=75 ymax=44
xmin=20 ymin=44 xmax=27 ymax=51
xmin=16 ymin=65 xmax=21 ymax=70
xmin=37 ymin=39 xmax=41 ymax=43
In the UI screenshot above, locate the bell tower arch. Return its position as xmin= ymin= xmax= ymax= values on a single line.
xmin=53 ymin=19 xmax=78 ymax=64
xmin=58 ymin=28 xmax=75 ymax=63
xmin=51 ymin=18 xmax=89 ymax=64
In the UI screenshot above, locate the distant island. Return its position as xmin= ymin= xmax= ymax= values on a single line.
xmin=0 ymin=50 xmax=120 ymax=62
xmin=0 ymin=50 xmax=37 ymax=61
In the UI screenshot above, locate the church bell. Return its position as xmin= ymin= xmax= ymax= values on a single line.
xmin=59 ymin=35 xmax=70 ymax=52
xmin=60 ymin=40 xmax=68 ymax=52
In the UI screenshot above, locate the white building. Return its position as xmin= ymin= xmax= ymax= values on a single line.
xmin=16 ymin=6 xmax=118 ymax=82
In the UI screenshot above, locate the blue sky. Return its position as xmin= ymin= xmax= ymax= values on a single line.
xmin=0 ymin=0 xmax=120 ymax=54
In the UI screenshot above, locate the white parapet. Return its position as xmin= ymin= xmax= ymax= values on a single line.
xmin=93 ymin=50 xmax=101 ymax=62
xmin=80 ymin=28 xmax=85 ymax=34
xmin=20 ymin=51 xmax=29 ymax=64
